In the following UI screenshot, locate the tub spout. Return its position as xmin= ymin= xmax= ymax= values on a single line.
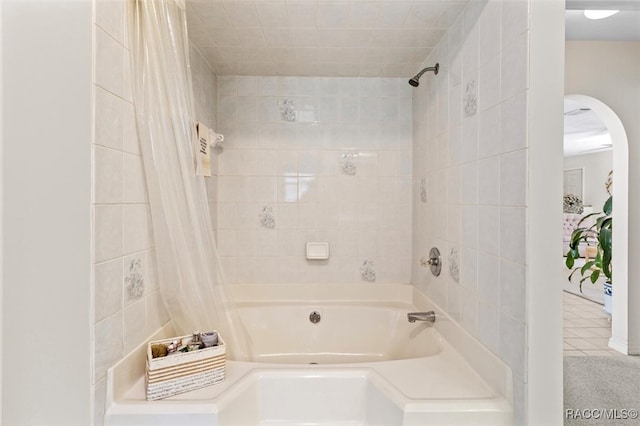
xmin=407 ymin=311 xmax=436 ymax=323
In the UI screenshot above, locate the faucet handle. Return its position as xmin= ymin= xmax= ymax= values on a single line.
xmin=420 ymin=247 xmax=442 ymax=276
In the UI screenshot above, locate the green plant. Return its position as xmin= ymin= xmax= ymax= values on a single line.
xmin=565 ymin=196 xmax=612 ymax=291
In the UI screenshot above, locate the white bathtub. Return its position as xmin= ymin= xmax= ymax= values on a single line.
xmin=237 ymin=302 xmax=441 ymax=364
xmin=105 ymin=284 xmax=514 ymax=426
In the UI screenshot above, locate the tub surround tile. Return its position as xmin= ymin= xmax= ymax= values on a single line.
xmin=500 ymin=90 xmax=527 ymax=153
xmin=94 ymin=311 xmax=124 ymax=382
xmin=123 ymin=298 xmax=146 ymax=354
xmin=500 ymin=260 xmax=526 ymax=323
xmin=478 ymin=156 xmax=500 ymax=205
xmin=499 ymin=207 xmax=526 ymax=265
xmin=94 ymin=258 xmax=124 ymax=322
xmin=500 ymin=31 xmax=529 ymax=103
xmin=122 ymin=154 xmax=147 ymax=204
xmin=500 ymin=149 xmax=527 ymax=206
xmin=123 ymin=255 xmax=144 ymax=305
xmin=95 ymin=87 xmax=124 ymax=151
xmin=95 ymin=27 xmax=124 ymax=97
xmin=91 ymin=25 xmax=214 ymax=412
xmin=123 ymin=204 xmax=148 ymax=255
xmin=93 ymin=378 xmax=107 ymax=426
xmin=95 ymin=205 xmax=123 ymax=263
xmin=499 ymin=313 xmax=527 ymax=381
xmin=478 ymin=105 xmax=501 ymax=158
xmin=411 ymin=1 xmax=529 ymax=420
xmin=94 ymin=146 xmax=123 ymax=204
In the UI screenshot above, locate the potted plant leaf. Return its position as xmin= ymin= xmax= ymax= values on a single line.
xmin=565 ymin=195 xmax=612 ymax=313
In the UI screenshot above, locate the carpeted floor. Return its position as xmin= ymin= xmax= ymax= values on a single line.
xmin=564 ymin=356 xmax=640 ymax=425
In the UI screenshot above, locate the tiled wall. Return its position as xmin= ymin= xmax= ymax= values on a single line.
xmin=91 ymin=1 xmax=218 ymax=424
xmin=411 ymin=0 xmax=529 ymax=423
xmin=216 ymin=76 xmax=412 ymax=284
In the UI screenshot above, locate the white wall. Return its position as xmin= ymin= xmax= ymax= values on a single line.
xmin=564 ymin=150 xmax=612 ymax=211
xmin=566 ymin=41 xmax=640 ymax=353
xmin=2 ymin=1 xmax=92 ymax=424
xmin=216 ymin=76 xmax=413 ymax=284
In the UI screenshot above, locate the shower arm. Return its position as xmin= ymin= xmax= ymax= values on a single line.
xmin=415 ymin=64 xmax=439 ymax=80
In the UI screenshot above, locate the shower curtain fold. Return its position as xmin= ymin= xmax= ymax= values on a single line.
xmin=127 ymin=0 xmax=250 ymax=360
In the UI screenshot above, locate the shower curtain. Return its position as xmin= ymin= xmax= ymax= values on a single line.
xmin=127 ymin=0 xmax=250 ymax=360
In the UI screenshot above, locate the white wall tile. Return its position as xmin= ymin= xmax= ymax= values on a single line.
xmin=479 ymin=54 xmax=501 ymax=112
xmin=94 ymin=205 xmax=123 ymax=262
xmin=500 ymin=90 xmax=527 ymax=152
xmin=478 ymin=0 xmax=501 ymax=66
xmin=478 ymin=206 xmax=500 ymax=257
xmin=123 ymin=204 xmax=148 ymax=254
xmin=123 ymin=298 xmax=146 ymax=353
xmin=500 ymin=259 xmax=526 ymax=323
xmin=460 ymin=115 xmax=478 ymax=163
xmin=95 ymin=28 xmax=123 ymax=97
xmin=500 ymin=206 xmax=526 ymax=264
xmin=94 ymin=259 xmax=123 ymax=322
xmin=478 ymin=156 xmax=500 ymax=205
xmin=501 ymin=31 xmax=528 ymax=102
xmin=478 ymin=105 xmax=501 ymax=158
xmin=146 ymin=290 xmax=169 ymax=335
xmin=477 ymin=299 xmax=499 ymax=354
xmin=93 ymin=378 xmax=107 ymax=426
xmin=123 ymin=154 xmax=147 ymax=203
xmin=95 ymin=87 xmax=123 ymax=150
xmin=122 ymin=102 xmax=139 ymax=155
xmin=94 ymin=312 xmax=123 ymax=382
xmin=500 ymin=149 xmax=527 ymax=206
xmin=94 ymin=146 xmax=123 ymax=204
xmin=96 ymin=0 xmax=124 ymax=43
xmin=501 ymin=0 xmax=529 ymax=47
xmin=499 ymin=314 xmax=527 ymax=381
xmin=478 ymin=254 xmax=500 ymax=304
xmin=460 ymin=162 xmax=479 ymax=205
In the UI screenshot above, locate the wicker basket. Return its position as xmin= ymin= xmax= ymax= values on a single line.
xmin=145 ymin=332 xmax=225 ymax=401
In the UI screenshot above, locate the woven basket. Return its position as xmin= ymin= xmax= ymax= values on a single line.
xmin=145 ymin=332 xmax=225 ymax=401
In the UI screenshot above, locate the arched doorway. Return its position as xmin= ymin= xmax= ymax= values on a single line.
xmin=565 ymin=94 xmax=630 ymax=354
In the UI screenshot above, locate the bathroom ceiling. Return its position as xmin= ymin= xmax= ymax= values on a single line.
xmin=185 ymin=0 xmax=469 ymax=77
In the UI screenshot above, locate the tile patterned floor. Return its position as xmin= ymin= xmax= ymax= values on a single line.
xmin=563 ymin=291 xmax=621 ymax=357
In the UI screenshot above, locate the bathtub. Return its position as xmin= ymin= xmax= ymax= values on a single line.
xmin=105 ymin=284 xmax=513 ymax=425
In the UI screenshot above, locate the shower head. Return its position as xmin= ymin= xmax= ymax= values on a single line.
xmin=408 ymin=63 xmax=439 ymax=87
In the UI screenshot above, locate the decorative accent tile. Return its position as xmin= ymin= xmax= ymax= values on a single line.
xmin=259 ymin=205 xmax=276 ymax=229
xmin=280 ymin=98 xmax=296 ymax=122
xmin=464 ymin=80 xmax=477 ymax=117
xmin=125 ymin=258 xmax=144 ymax=302
xmin=360 ymin=258 xmax=376 ymax=282
xmin=340 ymin=152 xmax=358 ymax=176
xmin=420 ymin=177 xmax=427 ymax=203
xmin=449 ymin=248 xmax=460 ymax=283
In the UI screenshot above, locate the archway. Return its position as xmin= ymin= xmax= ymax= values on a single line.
xmin=565 ymin=94 xmax=629 ymax=354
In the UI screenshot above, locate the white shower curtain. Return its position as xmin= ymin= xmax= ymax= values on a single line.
xmin=127 ymin=0 xmax=250 ymax=360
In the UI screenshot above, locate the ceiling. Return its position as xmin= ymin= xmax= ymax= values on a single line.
xmin=565 ymin=9 xmax=640 ymax=41
xmin=564 ymin=99 xmax=612 ymax=157
xmin=185 ymin=0 xmax=469 ymax=77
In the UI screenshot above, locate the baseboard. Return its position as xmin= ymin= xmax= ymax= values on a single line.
xmin=608 ymin=336 xmax=628 ymax=354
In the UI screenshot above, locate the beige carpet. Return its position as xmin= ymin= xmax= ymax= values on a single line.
xmin=564 ymin=356 xmax=640 ymax=425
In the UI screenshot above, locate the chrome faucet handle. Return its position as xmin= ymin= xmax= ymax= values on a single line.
xmin=420 ymin=247 xmax=442 ymax=276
